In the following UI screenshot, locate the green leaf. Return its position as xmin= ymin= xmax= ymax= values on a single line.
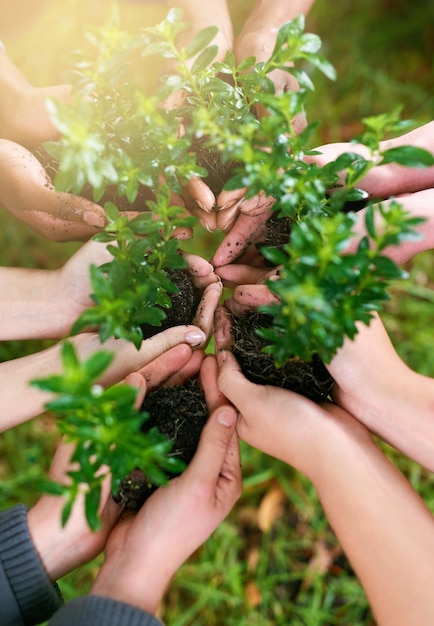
xmin=85 ymin=486 xmax=102 ymax=531
xmin=185 ymin=26 xmax=218 ymax=59
xmin=35 ymin=479 xmax=67 ymax=497
xmin=380 ymin=146 xmax=434 ymax=168
xmin=84 ymin=350 xmax=114 ymax=381
xmin=191 ymin=45 xmax=219 ymax=74
xmin=61 ymin=498 xmax=74 ymax=528
xmin=61 ymin=341 xmax=79 ymax=370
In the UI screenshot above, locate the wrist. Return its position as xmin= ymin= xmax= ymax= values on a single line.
xmin=27 ymin=504 xmax=77 ymax=581
xmin=299 ymin=409 xmax=374 ymax=485
xmin=91 ymin=556 xmax=174 ymax=614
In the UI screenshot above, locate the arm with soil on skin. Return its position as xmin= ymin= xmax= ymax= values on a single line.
xmin=0 ymin=325 xmax=207 ymax=432
xmin=0 ymin=139 xmax=107 ymax=241
xmin=217 ymin=350 xmax=434 ymax=626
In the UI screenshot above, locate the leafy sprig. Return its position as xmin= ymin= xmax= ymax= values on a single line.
xmin=260 ymin=201 xmax=425 ymax=364
xmin=32 ymin=341 xmax=185 ymax=529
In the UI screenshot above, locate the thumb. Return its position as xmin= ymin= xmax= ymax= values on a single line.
xmin=217 ymin=350 xmax=260 ymax=414
xmin=186 ymin=404 xmax=237 ymax=485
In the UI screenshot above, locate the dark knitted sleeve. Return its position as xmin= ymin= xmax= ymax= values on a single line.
xmin=47 ymin=596 xmax=164 ymax=626
xmin=0 ymin=505 xmax=63 ymax=625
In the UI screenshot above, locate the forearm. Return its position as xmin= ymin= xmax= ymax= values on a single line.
xmin=330 ymin=314 xmax=434 ymax=472
xmin=91 ymin=555 xmax=172 ymax=616
xmin=0 ymin=326 xmax=205 ymax=431
xmin=0 ymin=267 xmax=70 ymax=340
xmin=309 ymin=423 xmax=434 ymax=626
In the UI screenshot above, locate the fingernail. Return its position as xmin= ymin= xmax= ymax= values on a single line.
xmin=217 ymin=349 xmax=227 ymax=364
xmin=217 ymin=202 xmax=231 ymax=212
xmin=217 ymin=408 xmax=235 ymax=427
xmin=84 ymin=211 xmax=106 ymax=228
xmin=184 ymin=330 xmax=206 ymax=346
xmin=197 ymin=200 xmax=214 ymax=213
xmin=200 ymin=219 xmax=215 ymax=232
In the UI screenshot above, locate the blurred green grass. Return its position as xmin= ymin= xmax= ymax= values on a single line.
xmin=1 ymin=1 xmax=433 ymax=624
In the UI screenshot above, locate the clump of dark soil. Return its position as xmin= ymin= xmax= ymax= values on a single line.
xmin=191 ymin=136 xmax=239 ymax=198
xmin=140 ymin=268 xmax=199 ymax=339
xmin=114 ymin=378 xmax=208 ymax=511
xmin=231 ymin=311 xmax=334 ymax=403
xmin=115 ymin=268 xmax=208 ymax=511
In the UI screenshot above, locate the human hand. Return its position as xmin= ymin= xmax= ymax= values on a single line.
xmin=234 ymin=31 xmax=307 ymax=131
xmin=90 ymin=355 xmax=241 ymax=613
xmin=26 ymin=341 xmax=203 ymax=581
xmin=211 ymin=195 xmax=275 ymax=266
xmin=306 ymin=121 xmax=434 ymax=199
xmin=0 ymin=48 xmax=71 ymax=148
xmin=26 ymin=371 xmax=147 ymax=581
xmin=218 ymin=349 xmax=434 ymax=626
xmin=0 ymin=139 xmax=107 ymax=240
xmin=216 ymin=347 xmax=366 ymax=480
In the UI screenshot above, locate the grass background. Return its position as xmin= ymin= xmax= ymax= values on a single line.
xmin=0 ymin=0 xmax=433 ymax=624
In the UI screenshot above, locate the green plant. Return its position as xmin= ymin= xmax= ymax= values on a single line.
xmin=46 ymin=10 xmax=433 ymax=360
xmin=34 ymin=9 xmax=434 ymax=522
xmin=31 ymin=341 xmax=184 ymax=529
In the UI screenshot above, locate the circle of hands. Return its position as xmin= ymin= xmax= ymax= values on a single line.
xmin=2 ymin=35 xmax=434 ymax=622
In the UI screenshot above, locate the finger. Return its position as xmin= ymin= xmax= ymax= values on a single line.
xmin=211 ymin=212 xmax=270 ymax=267
xmin=192 ymin=280 xmax=223 ymax=341
xmin=216 ymin=263 xmax=270 ymax=287
xmin=218 ymin=428 xmax=242 ymax=490
xmin=182 ymin=191 xmax=218 ymax=231
xmin=137 ymin=344 xmax=193 ymax=390
xmin=48 ymin=438 xmax=76 ymax=483
xmin=216 ymin=187 xmax=247 ymax=210
xmin=214 ymin=305 xmax=234 ymax=352
xmin=232 ymin=284 xmax=279 ymax=308
xmin=182 ymin=252 xmax=218 ymax=289
xmin=239 ymin=193 xmax=275 ymax=217
xmin=216 ymin=198 xmax=244 ymax=231
xmin=123 ymin=372 xmax=147 ymax=408
xmin=185 ymin=176 xmax=216 ymax=212
xmin=200 ymin=354 xmax=227 ymax=413
xmin=164 ymin=348 xmax=205 ymax=387
xmin=99 ymin=325 xmax=207 ymax=386
xmin=186 ymin=402 xmax=238 ymax=487
xmin=216 ymin=350 xmax=259 ymax=416
xmin=37 ymin=179 xmax=108 ymax=228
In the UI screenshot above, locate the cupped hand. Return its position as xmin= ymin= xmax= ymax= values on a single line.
xmin=0 ymin=139 xmax=107 ymax=241
xmin=216 ymin=348 xmax=366 ymax=480
xmin=211 ymin=196 xmax=275 ymax=267
xmin=27 ymin=341 xmax=203 ymax=581
xmin=27 ymin=371 xmax=147 ymax=581
xmin=90 ymin=355 xmax=241 ymax=613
